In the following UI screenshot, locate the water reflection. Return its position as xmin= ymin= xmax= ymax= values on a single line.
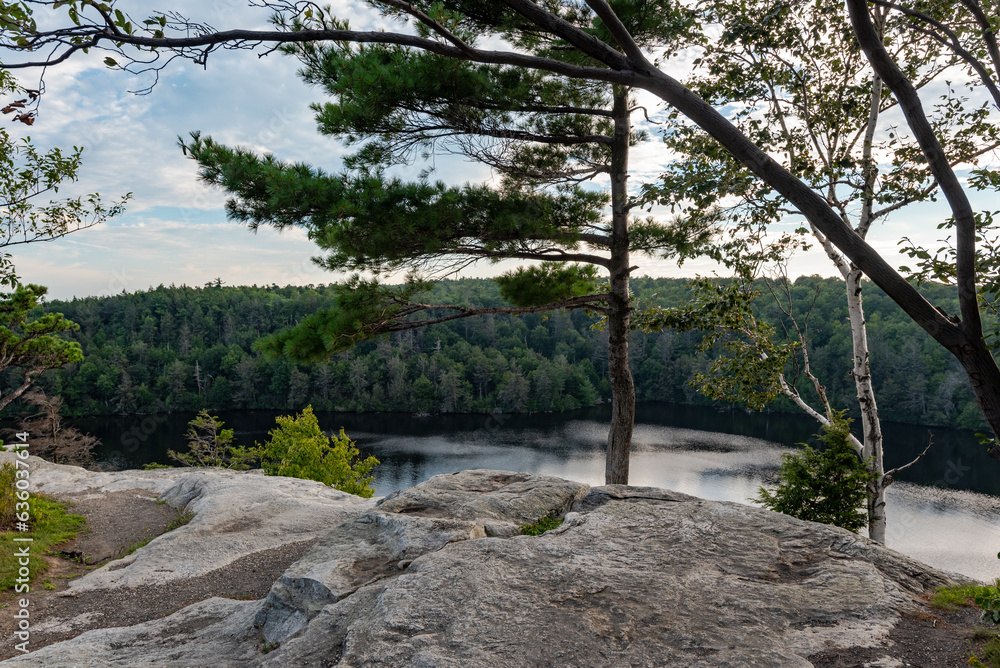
xmin=361 ymin=417 xmax=1000 ymax=582
xmin=64 ymin=403 xmax=1000 ymax=582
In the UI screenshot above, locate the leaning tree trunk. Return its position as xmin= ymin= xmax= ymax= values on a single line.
xmin=605 ymin=86 xmax=635 ymax=485
xmin=952 ymin=338 xmax=1000 ymax=461
xmin=846 ymin=0 xmax=1000 ymax=461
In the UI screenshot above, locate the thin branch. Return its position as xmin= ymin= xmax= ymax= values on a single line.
xmin=869 ymin=0 xmax=1000 ymax=109
xmin=884 ymin=433 xmax=934 ymax=478
xmin=387 ymin=293 xmax=610 ymax=331
xmin=2 ymin=26 xmax=635 ymax=87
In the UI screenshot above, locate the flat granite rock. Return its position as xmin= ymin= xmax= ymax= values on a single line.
xmin=0 ymin=453 xmax=374 ymax=593
xmin=254 ymin=469 xmax=591 ymax=643
xmin=2 ymin=470 xmax=965 ymax=668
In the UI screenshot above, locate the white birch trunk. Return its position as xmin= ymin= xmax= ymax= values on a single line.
xmin=845 ymin=268 xmax=886 ymax=543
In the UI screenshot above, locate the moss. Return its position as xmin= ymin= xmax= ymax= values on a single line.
xmin=520 ymin=514 xmax=563 ymax=536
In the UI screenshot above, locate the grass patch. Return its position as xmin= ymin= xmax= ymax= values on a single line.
xmin=122 ymin=536 xmax=154 ymax=558
xmin=520 ymin=514 xmax=563 ymax=536
xmin=121 ymin=509 xmax=194 ymax=558
xmin=164 ymin=510 xmax=194 ymax=533
xmin=0 ymin=494 xmax=85 ymax=590
xmin=933 ymin=584 xmax=1000 ymax=667
xmin=930 ymin=584 xmax=994 ymax=612
xmin=969 ymin=631 xmax=1000 ymax=668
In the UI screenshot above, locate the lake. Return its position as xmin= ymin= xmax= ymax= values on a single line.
xmin=71 ymin=402 xmax=1000 ymax=582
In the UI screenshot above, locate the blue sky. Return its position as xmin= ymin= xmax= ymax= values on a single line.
xmin=4 ymin=1 xmax=995 ymax=301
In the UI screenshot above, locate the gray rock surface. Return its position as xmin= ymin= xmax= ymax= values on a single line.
xmin=0 ymin=452 xmax=374 ymax=593
xmin=255 ymin=470 xmax=590 ymax=643
xmin=2 ymin=469 xmax=963 ymax=668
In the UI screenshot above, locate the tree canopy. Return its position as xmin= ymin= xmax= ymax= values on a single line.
xmin=0 ymin=284 xmax=83 ymax=412
xmin=2 ymin=0 xmax=1000 ymax=461
xmin=174 ymin=5 xmax=711 ymax=485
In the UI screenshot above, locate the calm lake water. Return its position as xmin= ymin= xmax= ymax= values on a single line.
xmin=69 ymin=402 xmax=1000 ymax=582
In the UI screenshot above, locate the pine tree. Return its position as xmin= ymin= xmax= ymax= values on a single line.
xmin=180 ymin=6 xmax=708 ymax=484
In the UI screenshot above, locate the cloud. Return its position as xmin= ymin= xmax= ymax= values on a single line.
xmin=3 ymin=1 xmax=994 ymax=301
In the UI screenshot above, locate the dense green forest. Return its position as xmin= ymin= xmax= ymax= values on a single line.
xmin=11 ymin=276 xmax=986 ymax=430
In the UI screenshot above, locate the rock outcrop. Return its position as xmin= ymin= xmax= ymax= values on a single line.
xmin=0 ymin=463 xmax=965 ymax=667
xmin=0 ymin=452 xmax=374 ymax=593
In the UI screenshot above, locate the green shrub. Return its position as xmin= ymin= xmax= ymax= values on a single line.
xmin=974 ymin=551 xmax=1000 ymax=626
xmin=520 ymin=514 xmax=563 ymax=536
xmin=259 ymin=406 xmax=379 ymax=497
xmin=930 ymin=583 xmax=994 ymax=611
xmin=168 ymin=410 xmax=259 ymax=469
xmin=753 ymin=413 xmax=877 ymax=532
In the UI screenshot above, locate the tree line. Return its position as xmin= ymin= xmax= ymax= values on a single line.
xmin=13 ymin=276 xmax=983 ymax=431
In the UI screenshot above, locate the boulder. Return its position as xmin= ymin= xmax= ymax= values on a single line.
xmin=2 ymin=469 xmax=964 ymax=668
xmin=254 ymin=470 xmax=590 ymax=643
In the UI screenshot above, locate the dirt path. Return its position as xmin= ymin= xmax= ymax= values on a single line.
xmin=0 ymin=490 xmax=316 ymax=660
xmin=810 ymin=606 xmax=995 ymax=667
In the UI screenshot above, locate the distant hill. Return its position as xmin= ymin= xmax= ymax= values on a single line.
xmin=12 ymin=276 xmax=985 ymax=430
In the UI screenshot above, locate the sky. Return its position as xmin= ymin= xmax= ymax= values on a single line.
xmin=3 ymin=1 xmax=996 ymax=301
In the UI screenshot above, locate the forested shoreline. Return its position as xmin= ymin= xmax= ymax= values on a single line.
xmin=11 ymin=276 xmax=986 ymax=431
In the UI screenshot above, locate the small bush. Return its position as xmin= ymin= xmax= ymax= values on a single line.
xmin=520 ymin=514 xmax=563 ymax=536
xmin=168 ymin=410 xmax=259 ymax=470
xmin=259 ymin=406 xmax=378 ymax=497
xmin=975 ymin=552 xmax=1000 ymax=626
xmin=753 ymin=413 xmax=877 ymax=532
xmin=969 ymin=628 xmax=1000 ymax=668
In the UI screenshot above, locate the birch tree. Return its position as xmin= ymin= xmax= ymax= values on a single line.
xmin=3 ymin=0 xmax=1000 ymax=465
xmin=637 ymin=0 xmax=997 ymax=542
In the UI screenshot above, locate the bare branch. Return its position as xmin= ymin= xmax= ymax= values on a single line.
xmin=884 ymin=433 xmax=934 ymax=479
